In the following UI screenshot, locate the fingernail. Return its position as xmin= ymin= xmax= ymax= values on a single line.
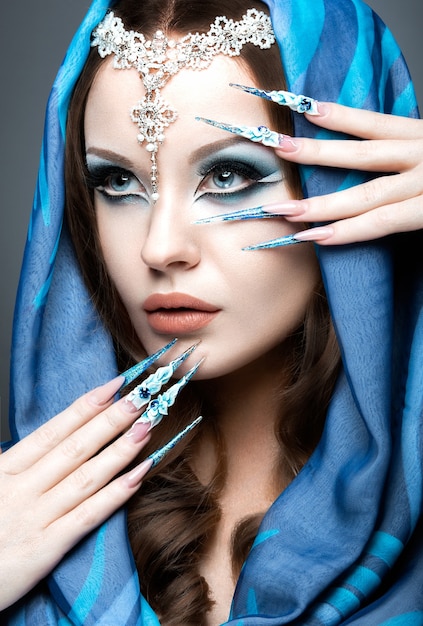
xmin=122 ymin=342 xmax=200 ymax=412
xmin=125 ymin=416 xmax=203 ymax=487
xmin=120 ymin=338 xmax=177 ymax=387
xmin=131 ymin=359 xmax=203 ymax=428
xmin=277 ymin=134 xmax=299 ymax=152
xmin=193 ymin=203 xmax=303 ymax=224
xmin=229 ymin=84 xmax=320 ymax=116
xmin=125 ymin=459 xmax=153 ymax=488
xmin=262 ymin=201 xmax=306 ymax=216
xmin=243 ymin=226 xmax=334 ymax=250
xmin=293 ymin=226 xmax=334 ymax=242
xmin=243 ymin=233 xmax=304 ymax=250
xmin=194 ymin=207 xmax=271 ymax=224
xmin=196 ymin=117 xmax=284 ymax=148
xmin=122 ymin=397 xmax=144 ymax=413
xmin=147 ymin=416 xmax=203 ymax=468
xmin=125 ymin=421 xmax=151 ymax=442
xmin=315 ymin=102 xmax=330 ymax=117
xmin=89 ymin=376 xmax=125 ymax=407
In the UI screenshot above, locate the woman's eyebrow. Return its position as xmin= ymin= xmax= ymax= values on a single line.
xmin=86 ymin=138 xmax=256 ymax=169
xmin=188 ymin=136 xmax=252 ymax=165
xmin=85 ymin=147 xmax=136 ymax=170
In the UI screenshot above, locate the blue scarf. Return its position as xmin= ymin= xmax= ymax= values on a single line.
xmin=4 ymin=0 xmax=422 ymax=623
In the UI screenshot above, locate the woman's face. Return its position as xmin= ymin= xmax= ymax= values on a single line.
xmin=84 ymin=54 xmax=320 ymax=378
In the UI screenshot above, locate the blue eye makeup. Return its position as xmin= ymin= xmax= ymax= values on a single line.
xmin=85 ymin=158 xmax=148 ymax=204
xmin=85 ymin=142 xmax=284 ymax=209
xmin=195 ymin=143 xmax=284 ymax=204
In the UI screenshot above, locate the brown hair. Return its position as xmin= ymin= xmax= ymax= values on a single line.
xmin=65 ymin=0 xmax=340 ymax=622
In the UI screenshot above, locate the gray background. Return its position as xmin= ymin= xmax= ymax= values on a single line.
xmin=1 ymin=1 xmax=422 ymax=440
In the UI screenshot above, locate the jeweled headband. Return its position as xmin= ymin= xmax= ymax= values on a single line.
xmin=91 ymin=9 xmax=276 ymax=201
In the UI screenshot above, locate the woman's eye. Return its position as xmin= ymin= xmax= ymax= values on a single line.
xmin=85 ymin=164 xmax=147 ymax=202
xmin=211 ymin=169 xmax=245 ymax=190
xmin=99 ymin=171 xmax=145 ymax=197
xmin=107 ymin=172 xmax=133 ymax=193
xmin=198 ymin=163 xmax=261 ymax=196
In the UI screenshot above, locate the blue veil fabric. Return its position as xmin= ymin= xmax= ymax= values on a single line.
xmin=4 ymin=0 xmax=423 ymax=624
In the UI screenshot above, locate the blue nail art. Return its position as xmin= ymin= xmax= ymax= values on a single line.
xmin=194 ymin=206 xmax=276 ymax=224
xmin=230 ymin=83 xmax=319 ymax=115
xmin=131 ymin=358 xmax=203 ymax=427
xmin=243 ymin=233 xmax=304 ymax=250
xmin=195 ymin=116 xmax=282 ymax=148
xmin=124 ymin=343 xmax=199 ymax=409
xmin=121 ymin=338 xmax=177 ymax=386
xmin=147 ymin=416 xmax=203 ymax=468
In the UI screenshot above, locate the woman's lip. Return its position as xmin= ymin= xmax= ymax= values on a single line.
xmin=144 ymin=293 xmax=220 ymax=334
xmin=146 ymin=310 xmax=219 ymax=334
xmin=144 ymin=293 xmax=219 ymax=313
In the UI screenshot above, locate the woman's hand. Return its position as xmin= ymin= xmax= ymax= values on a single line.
xmin=0 ymin=378 xmax=151 ymax=611
xmin=272 ymin=102 xmax=423 ymax=244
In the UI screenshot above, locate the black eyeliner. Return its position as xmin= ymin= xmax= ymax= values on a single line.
xmin=85 ymin=163 xmax=130 ymax=190
xmin=197 ymin=154 xmax=280 ymax=181
xmin=200 ymin=179 xmax=281 ymax=203
xmin=84 ymin=161 xmax=149 ymax=205
xmin=195 ymin=152 xmax=283 ymax=203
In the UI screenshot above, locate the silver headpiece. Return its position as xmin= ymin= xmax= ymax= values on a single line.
xmin=91 ymin=9 xmax=276 ymax=201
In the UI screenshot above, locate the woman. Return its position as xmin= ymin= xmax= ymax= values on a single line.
xmin=1 ymin=0 xmax=423 ymax=623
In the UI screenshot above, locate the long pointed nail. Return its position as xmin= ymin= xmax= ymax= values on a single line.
xmin=147 ymin=416 xmax=203 ymax=468
xmin=131 ymin=359 xmax=204 ymax=427
xmin=229 ymin=83 xmax=320 ymax=115
xmin=243 ymin=233 xmax=304 ymax=250
xmin=125 ymin=458 xmax=154 ymax=488
xmin=243 ymin=226 xmax=335 ymax=250
xmin=195 ymin=116 xmax=290 ymax=149
xmin=193 ymin=200 xmax=305 ymax=224
xmin=194 ymin=206 xmax=274 ymax=224
xmin=292 ymin=226 xmax=334 ymax=242
xmin=121 ymin=338 xmax=177 ymax=386
xmin=168 ymin=341 xmax=200 ymax=370
xmin=89 ymin=376 xmax=129 ymax=407
xmin=194 ymin=202 xmax=305 ymax=224
xmin=124 ymin=342 xmax=200 ymax=411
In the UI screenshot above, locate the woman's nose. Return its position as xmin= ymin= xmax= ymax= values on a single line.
xmin=140 ymin=200 xmax=200 ymax=272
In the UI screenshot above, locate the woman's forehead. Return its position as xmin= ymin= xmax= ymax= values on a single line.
xmin=85 ymin=56 xmax=270 ymax=152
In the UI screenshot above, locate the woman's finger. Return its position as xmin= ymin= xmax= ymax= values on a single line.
xmin=1 ymin=376 xmax=124 ymax=474
xmin=294 ymin=196 xmax=423 ymax=246
xmin=274 ymin=170 xmax=423 ymax=224
xmin=307 ymin=101 xmax=423 ymax=140
xmin=275 ymin=135 xmax=423 ymax=172
xmin=0 ymin=456 xmax=152 ymax=612
xmin=46 ymin=458 xmax=152 ymax=556
xmin=41 ymin=422 xmax=150 ymax=523
xmin=21 ymin=395 xmax=142 ymax=493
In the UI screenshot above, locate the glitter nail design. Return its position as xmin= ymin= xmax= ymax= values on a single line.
xmin=230 ymin=83 xmax=320 ymax=115
xmin=196 ymin=116 xmax=283 ymax=148
xmin=147 ymin=416 xmax=203 ymax=468
xmin=130 ymin=359 xmax=203 ymax=428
